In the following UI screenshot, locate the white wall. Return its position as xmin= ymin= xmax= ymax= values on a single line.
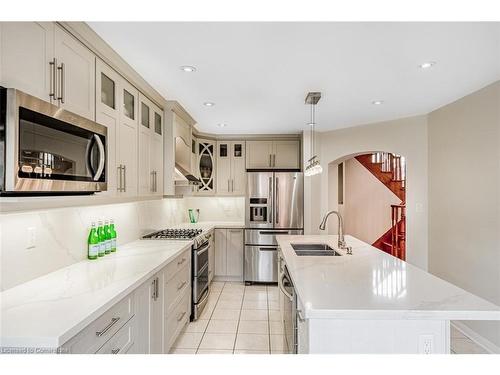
xmin=341 ymin=158 xmax=400 ymax=244
xmin=183 ymin=196 xmax=245 ymax=222
xmin=0 ymin=196 xmax=244 ymax=291
xmin=305 ymin=115 xmax=428 ymax=270
xmin=428 ymin=81 xmax=500 ymax=350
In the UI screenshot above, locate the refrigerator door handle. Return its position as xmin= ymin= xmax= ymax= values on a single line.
xmin=276 ymin=177 xmax=279 ymax=224
xmin=268 ymin=176 xmax=273 ymax=223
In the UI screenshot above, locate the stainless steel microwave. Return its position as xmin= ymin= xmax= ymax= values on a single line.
xmin=0 ymin=88 xmax=107 ymax=195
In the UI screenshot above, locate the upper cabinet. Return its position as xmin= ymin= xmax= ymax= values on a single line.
xmin=196 ymin=139 xmax=216 ymax=194
xmin=216 ymin=141 xmax=246 ymax=195
xmin=0 ymin=22 xmax=54 ymax=103
xmin=96 ymin=59 xmax=138 ymax=196
xmin=138 ymin=94 xmax=164 ymax=197
xmin=246 ymin=140 xmax=301 ymax=170
xmin=0 ymin=23 xmax=95 ymax=120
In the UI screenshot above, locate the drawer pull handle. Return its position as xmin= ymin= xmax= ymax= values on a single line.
xmin=96 ymin=317 xmax=120 ymax=337
xmin=177 ymin=281 xmax=187 ymax=290
xmin=177 ymin=311 xmax=187 ymax=322
xmin=111 ymin=348 xmax=120 ymax=354
xmin=177 ymin=258 xmax=186 ymax=266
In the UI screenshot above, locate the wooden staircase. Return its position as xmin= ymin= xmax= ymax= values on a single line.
xmin=355 ymin=153 xmax=406 ymax=260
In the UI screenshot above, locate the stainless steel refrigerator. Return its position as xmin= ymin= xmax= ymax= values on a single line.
xmin=244 ymin=172 xmax=304 ymax=283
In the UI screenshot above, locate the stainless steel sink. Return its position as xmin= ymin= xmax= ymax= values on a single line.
xmin=291 ymin=243 xmax=342 ymax=256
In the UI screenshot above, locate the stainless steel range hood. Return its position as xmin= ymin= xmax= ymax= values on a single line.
xmin=174 ymin=163 xmax=201 ymax=187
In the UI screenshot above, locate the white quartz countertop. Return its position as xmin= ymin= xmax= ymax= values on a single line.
xmin=0 ymin=221 xmax=244 ymax=349
xmin=277 ymin=235 xmax=500 ymax=320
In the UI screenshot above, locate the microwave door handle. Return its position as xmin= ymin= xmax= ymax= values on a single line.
xmin=93 ymin=134 xmax=106 ymax=181
xmin=86 ymin=138 xmax=96 ymax=177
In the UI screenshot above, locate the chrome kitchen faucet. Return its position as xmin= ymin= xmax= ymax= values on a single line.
xmin=319 ymin=210 xmax=352 ymax=254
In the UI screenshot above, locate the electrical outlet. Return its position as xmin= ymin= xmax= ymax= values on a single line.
xmin=27 ymin=227 xmax=36 ymax=249
xmin=419 ymin=334 xmax=434 ymax=354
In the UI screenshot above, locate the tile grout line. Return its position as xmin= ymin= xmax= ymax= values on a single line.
xmin=267 ymin=284 xmax=272 ymax=354
xmin=195 ymin=281 xmax=225 ymax=354
xmin=232 ymin=283 xmax=246 ymax=353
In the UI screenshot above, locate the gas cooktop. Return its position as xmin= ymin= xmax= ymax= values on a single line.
xmin=142 ymin=228 xmax=203 ymax=240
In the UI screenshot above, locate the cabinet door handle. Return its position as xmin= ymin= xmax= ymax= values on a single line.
xmin=96 ymin=317 xmax=120 ymax=337
xmin=231 ymin=179 xmax=234 ymax=192
xmin=273 ymin=154 xmax=276 ymax=167
xmin=269 ymin=154 xmax=272 ymax=167
xmin=117 ymin=165 xmax=122 ymax=192
xmin=123 ymin=165 xmax=127 ymax=192
xmin=177 ymin=281 xmax=187 ymax=290
xmin=176 ymin=311 xmax=187 ymax=322
xmin=227 ymin=179 xmax=230 ymax=192
xmin=57 ymin=62 xmax=65 ymax=103
xmin=155 ymin=276 xmax=159 ymax=300
xmin=177 ymin=258 xmax=186 ymax=266
xmin=111 ymin=348 xmax=120 ymax=354
xmin=49 ymin=58 xmax=57 ymax=99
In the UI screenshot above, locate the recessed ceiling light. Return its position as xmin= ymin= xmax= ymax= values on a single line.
xmin=419 ymin=61 xmax=436 ymax=69
xmin=203 ymin=102 xmax=215 ymax=107
xmin=372 ymin=100 xmax=384 ymax=105
xmin=180 ymin=65 xmax=196 ymax=72
xmin=217 ymin=123 xmax=227 ymax=128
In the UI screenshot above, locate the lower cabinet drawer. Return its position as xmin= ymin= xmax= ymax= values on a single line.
xmin=164 ymin=263 xmax=190 ymax=313
xmin=96 ymin=316 xmax=137 ymax=354
xmin=63 ymin=295 xmax=134 ymax=354
xmin=164 ymin=249 xmax=190 ymax=283
xmin=164 ymin=289 xmax=190 ymax=351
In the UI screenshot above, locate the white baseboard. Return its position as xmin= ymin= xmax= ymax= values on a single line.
xmin=451 ymin=321 xmax=500 ymax=354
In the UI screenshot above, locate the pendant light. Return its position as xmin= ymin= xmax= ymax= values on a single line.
xmin=304 ymin=92 xmax=323 ymax=177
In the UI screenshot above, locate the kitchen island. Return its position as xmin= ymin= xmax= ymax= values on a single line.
xmin=276 ymin=235 xmax=500 ymax=354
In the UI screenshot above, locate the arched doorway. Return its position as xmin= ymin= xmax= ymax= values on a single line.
xmin=328 ymin=152 xmax=406 ymax=260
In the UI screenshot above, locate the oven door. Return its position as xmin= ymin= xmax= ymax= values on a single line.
xmin=2 ymin=88 xmax=107 ymax=193
xmin=193 ymin=241 xmax=209 ymax=277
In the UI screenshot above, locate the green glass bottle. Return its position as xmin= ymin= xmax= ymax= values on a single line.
xmin=110 ymin=219 xmax=117 ymax=252
xmin=87 ymin=222 xmax=99 ymax=260
xmin=97 ymin=220 xmax=105 ymax=257
xmin=104 ymin=220 xmax=111 ymax=255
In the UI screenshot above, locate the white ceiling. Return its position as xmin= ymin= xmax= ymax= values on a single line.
xmin=89 ymin=22 xmax=500 ymax=134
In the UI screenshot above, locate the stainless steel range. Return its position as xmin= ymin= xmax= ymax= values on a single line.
xmin=142 ymin=228 xmax=211 ymax=321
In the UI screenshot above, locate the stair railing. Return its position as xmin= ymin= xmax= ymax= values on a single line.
xmin=391 ymin=204 xmax=406 ymax=260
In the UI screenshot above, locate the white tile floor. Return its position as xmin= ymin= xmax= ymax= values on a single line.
xmin=170 ymin=282 xmax=490 ymax=355
xmin=170 ymin=281 xmax=285 ymax=354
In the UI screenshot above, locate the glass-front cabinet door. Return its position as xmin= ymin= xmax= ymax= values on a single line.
xmin=197 ymin=139 xmax=215 ymax=194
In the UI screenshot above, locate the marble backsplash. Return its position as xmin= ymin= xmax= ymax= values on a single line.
xmin=0 ymin=196 xmax=245 ymax=291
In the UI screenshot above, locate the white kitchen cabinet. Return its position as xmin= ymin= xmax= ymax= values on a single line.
xmin=0 ymin=22 xmax=54 ymax=103
xmin=273 ymin=140 xmax=301 ymax=169
xmin=214 ymin=228 xmax=244 ymax=280
xmin=216 ymin=141 xmax=246 ymax=195
xmin=196 ymin=139 xmax=216 ymax=194
xmin=226 ymin=229 xmax=244 ymax=277
xmin=135 ymin=272 xmax=164 ymax=354
xmin=246 ymin=140 xmax=274 ymax=169
xmin=214 ymin=229 xmax=227 ymax=277
xmin=246 ymin=140 xmax=301 ymax=169
xmin=138 ymin=94 xmax=163 ymax=196
xmin=0 ymin=22 xmax=95 ymax=121
xmin=96 ymin=59 xmax=139 ymax=196
xmin=54 ymin=25 xmax=95 ymax=120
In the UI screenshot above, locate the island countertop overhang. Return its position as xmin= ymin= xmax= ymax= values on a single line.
xmin=276 ymin=234 xmax=500 ymax=321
